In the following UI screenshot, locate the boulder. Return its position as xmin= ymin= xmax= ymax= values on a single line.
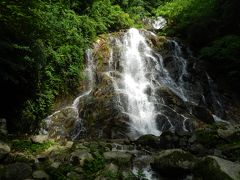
xmin=136 ymin=134 xmax=160 ymax=149
xmin=194 ymin=156 xmax=240 ymax=180
xmin=151 ymin=149 xmax=198 ymax=176
xmin=0 ymin=141 xmax=10 ymax=160
xmin=33 ymin=170 xmax=49 ymax=179
xmin=3 ymin=162 xmax=32 ymax=180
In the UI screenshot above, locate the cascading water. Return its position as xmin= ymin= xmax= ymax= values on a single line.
xmin=107 ymin=28 xmax=197 ymax=138
xmin=117 ymin=28 xmax=160 ymax=137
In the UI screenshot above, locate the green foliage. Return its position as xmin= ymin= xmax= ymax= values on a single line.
xmin=47 ymin=164 xmax=74 ymax=180
xmin=12 ymin=139 xmax=54 ymax=154
xmin=83 ymin=152 xmax=105 ymax=179
xmin=104 ymin=171 xmax=121 ymax=180
xmin=200 ymin=35 xmax=240 ymax=63
xmin=0 ymin=0 xmax=134 ymax=133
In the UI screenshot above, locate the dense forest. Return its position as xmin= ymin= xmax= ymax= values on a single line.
xmin=0 ymin=0 xmax=240 ymax=133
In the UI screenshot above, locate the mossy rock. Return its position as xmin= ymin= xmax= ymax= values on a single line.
xmin=151 ymin=149 xmax=198 ymax=176
xmin=136 ymin=134 xmax=160 ymax=149
xmin=194 ymin=156 xmax=240 ymax=180
xmin=195 ymin=128 xmax=225 ymax=148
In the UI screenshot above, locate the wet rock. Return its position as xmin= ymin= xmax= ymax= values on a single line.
xmin=3 ymin=162 xmax=32 ymax=180
xmin=151 ymin=149 xmax=198 ymax=176
xmin=194 ymin=156 xmax=240 ymax=180
xmin=136 ymin=134 xmax=160 ymax=149
xmin=0 ymin=141 xmax=10 ymax=160
xmin=31 ymin=135 xmax=49 ymax=144
xmin=33 ymin=170 xmax=49 ymax=179
xmin=78 ymin=75 xmax=130 ymax=139
xmin=192 ymin=105 xmax=214 ymax=124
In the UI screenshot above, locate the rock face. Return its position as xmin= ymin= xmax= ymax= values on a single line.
xmin=151 ymin=149 xmax=197 ymax=176
xmin=195 ymin=156 xmax=240 ymax=180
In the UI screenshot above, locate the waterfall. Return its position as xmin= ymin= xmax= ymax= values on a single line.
xmin=107 ymin=28 xmax=196 ymax=138
xmin=119 ymin=28 xmax=160 ymax=137
xmin=42 ymin=27 xmax=226 ymax=140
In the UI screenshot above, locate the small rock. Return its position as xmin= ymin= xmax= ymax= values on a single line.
xmin=33 ymin=170 xmax=49 ymax=179
xmin=3 ymin=162 xmax=32 ymax=180
xmin=31 ymin=135 xmax=49 ymax=144
xmin=0 ymin=141 xmax=10 ymax=160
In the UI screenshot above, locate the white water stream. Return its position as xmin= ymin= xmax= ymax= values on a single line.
xmin=107 ymin=28 xmax=196 ymax=138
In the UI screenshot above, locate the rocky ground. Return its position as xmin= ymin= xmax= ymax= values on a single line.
xmin=1 ymin=117 xmax=240 ymax=180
